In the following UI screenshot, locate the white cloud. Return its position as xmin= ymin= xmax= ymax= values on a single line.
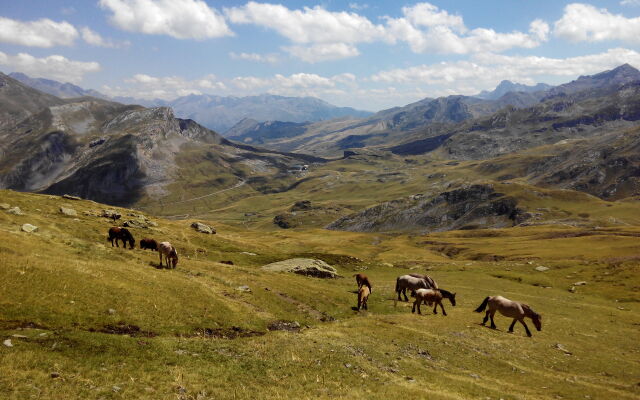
xmin=0 ymin=17 xmax=78 ymax=47
xmin=226 ymin=2 xmax=385 ymax=44
xmin=81 ymin=27 xmax=129 ymax=48
xmin=102 ymin=73 xmax=226 ymax=99
xmin=226 ymin=2 xmax=547 ymax=61
xmin=401 ymin=3 xmax=466 ymax=33
xmin=60 ymin=7 xmax=76 ymax=15
xmin=0 ymin=51 xmax=100 ymax=83
xmin=349 ymin=3 xmax=368 ymax=11
xmin=229 ymin=52 xmax=279 ymax=64
xmin=283 ymin=43 xmax=360 ymax=63
xmin=370 ymin=48 xmax=640 ymax=97
xmin=555 ymin=3 xmax=640 ymax=43
xmin=99 ymin=0 xmax=232 ymax=40
xmin=620 ymin=0 xmax=640 ymax=6
xmin=384 ymin=5 xmax=547 ymax=54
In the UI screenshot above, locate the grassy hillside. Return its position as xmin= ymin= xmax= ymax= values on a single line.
xmin=1 ymin=189 xmax=639 ymax=399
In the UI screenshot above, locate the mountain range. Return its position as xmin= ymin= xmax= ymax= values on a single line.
xmin=6 ymin=72 xmax=372 ymax=133
xmin=0 ymin=72 xmax=318 ymax=206
xmin=2 ymin=64 xmax=640 ymax=233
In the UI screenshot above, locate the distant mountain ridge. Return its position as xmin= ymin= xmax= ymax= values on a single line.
xmin=8 ymin=72 xmax=109 ymax=100
xmin=476 ymin=80 xmax=552 ymax=100
xmin=5 ymin=72 xmax=372 ymax=133
xmin=165 ymin=93 xmax=372 ymax=133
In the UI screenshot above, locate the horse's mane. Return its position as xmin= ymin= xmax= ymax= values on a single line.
xmin=438 ymin=288 xmax=453 ymax=298
xmin=169 ymin=249 xmax=178 ymax=258
xmin=521 ymin=303 xmax=539 ymax=318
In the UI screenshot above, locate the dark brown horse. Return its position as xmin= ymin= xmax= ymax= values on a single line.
xmin=140 ymin=238 xmax=158 ymax=251
xmin=354 ymin=273 xmax=372 ymax=292
xmin=107 ymin=227 xmax=135 ymax=249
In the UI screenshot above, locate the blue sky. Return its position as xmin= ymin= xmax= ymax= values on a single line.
xmin=1 ymin=1 xmax=640 ymax=111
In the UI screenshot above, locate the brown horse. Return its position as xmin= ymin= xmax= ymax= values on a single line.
xmin=158 ymin=241 xmax=179 ymax=268
xmin=395 ymin=274 xmax=437 ymax=302
xmin=354 ymin=273 xmax=372 ymax=292
xmin=107 ymin=227 xmax=135 ymax=249
xmin=140 ymin=238 xmax=158 ymax=251
xmin=475 ymin=295 xmax=542 ymax=337
xmin=412 ymin=288 xmax=456 ymax=315
xmin=357 ymin=285 xmax=370 ymax=311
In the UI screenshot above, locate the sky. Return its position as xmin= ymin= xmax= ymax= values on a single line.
xmin=1 ymin=1 xmax=640 ymax=111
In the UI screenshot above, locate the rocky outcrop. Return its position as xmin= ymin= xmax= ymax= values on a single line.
xmin=261 ymin=258 xmax=338 ymax=278
xmin=327 ymin=184 xmax=527 ymax=233
xmin=191 ymin=222 xmax=215 ymax=234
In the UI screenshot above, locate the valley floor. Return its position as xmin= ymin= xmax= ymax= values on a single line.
xmin=1 ymin=190 xmax=639 ymax=399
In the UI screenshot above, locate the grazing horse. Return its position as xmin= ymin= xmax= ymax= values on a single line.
xmin=408 ymin=273 xmax=438 ymax=290
xmin=475 ymin=295 xmax=542 ymax=337
xmin=412 ymin=288 xmax=456 ymax=315
xmin=395 ymin=274 xmax=437 ymax=302
xmin=139 ymin=238 xmax=158 ymax=251
xmin=107 ymin=227 xmax=135 ymax=249
xmin=357 ymin=285 xmax=370 ymax=311
xmin=354 ymin=273 xmax=372 ymax=292
xmin=158 ymin=241 xmax=179 ymax=269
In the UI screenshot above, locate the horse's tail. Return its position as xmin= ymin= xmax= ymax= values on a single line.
xmin=475 ymin=297 xmax=490 ymax=313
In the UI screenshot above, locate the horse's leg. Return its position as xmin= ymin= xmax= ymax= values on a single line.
xmin=439 ymin=301 xmax=447 ymax=316
xmin=432 ymin=300 xmax=438 ymax=314
xmin=417 ymin=300 xmax=422 ymax=315
xmin=489 ymin=310 xmax=497 ymax=329
xmin=159 ymin=252 xmax=163 ymax=267
xmin=412 ymin=299 xmax=417 ymax=313
xmin=403 ymin=288 xmax=409 ymax=302
xmin=508 ymin=319 xmax=517 ymax=333
xmin=519 ymin=319 xmax=532 ymax=337
xmin=482 ymin=310 xmax=489 ymax=325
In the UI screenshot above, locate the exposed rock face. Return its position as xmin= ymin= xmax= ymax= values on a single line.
xmin=261 ymin=258 xmax=338 ymax=278
xmin=191 ymin=222 xmax=215 ymax=234
xmin=291 ymin=200 xmax=312 ymax=211
xmin=327 ymin=184 xmax=526 ymax=233
xmin=59 ymin=206 xmax=77 ymax=216
xmin=21 ymin=223 xmax=38 ymax=233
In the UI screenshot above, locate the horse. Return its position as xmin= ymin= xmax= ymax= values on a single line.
xmin=139 ymin=238 xmax=158 ymax=251
xmin=408 ymin=273 xmax=438 ymax=290
xmin=411 ymin=288 xmax=456 ymax=315
xmin=395 ymin=274 xmax=437 ymax=302
xmin=357 ymin=285 xmax=370 ymax=311
xmin=107 ymin=227 xmax=135 ymax=249
xmin=354 ymin=273 xmax=372 ymax=292
xmin=475 ymin=295 xmax=542 ymax=337
xmin=158 ymin=241 xmax=179 ymax=269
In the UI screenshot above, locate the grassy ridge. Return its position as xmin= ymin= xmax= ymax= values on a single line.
xmin=1 ymin=189 xmax=639 ymax=399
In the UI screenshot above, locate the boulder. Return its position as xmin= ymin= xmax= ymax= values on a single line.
xmin=21 ymin=223 xmax=38 ymax=233
xmin=534 ymin=266 xmax=549 ymax=272
xmin=191 ymin=222 xmax=215 ymax=234
xmin=62 ymin=194 xmax=82 ymax=201
xmin=59 ymin=207 xmax=77 ymax=216
xmin=101 ymin=209 xmax=121 ymax=220
xmin=291 ymin=200 xmax=312 ymax=211
xmin=7 ymin=207 xmax=23 ymax=215
xmin=261 ymin=258 xmax=338 ymax=278
xmin=0 ymin=203 xmax=10 ymax=210
xmin=123 ymin=219 xmax=150 ymax=229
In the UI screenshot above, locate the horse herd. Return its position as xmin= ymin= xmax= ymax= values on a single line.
xmin=355 ymin=272 xmax=543 ymax=337
xmin=105 ymin=227 xmax=541 ymax=337
xmin=107 ymin=227 xmax=179 ymax=269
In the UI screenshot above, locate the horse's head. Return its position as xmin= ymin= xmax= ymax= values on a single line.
xmin=524 ymin=304 xmax=542 ymax=331
xmin=170 ymin=250 xmax=179 ymax=268
xmin=532 ymin=313 xmax=542 ymax=331
xmin=129 ymin=239 xmax=135 ymax=249
xmin=440 ymin=289 xmax=456 ymax=306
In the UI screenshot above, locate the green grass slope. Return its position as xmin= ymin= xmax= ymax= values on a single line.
xmin=1 ymin=190 xmax=639 ymax=399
